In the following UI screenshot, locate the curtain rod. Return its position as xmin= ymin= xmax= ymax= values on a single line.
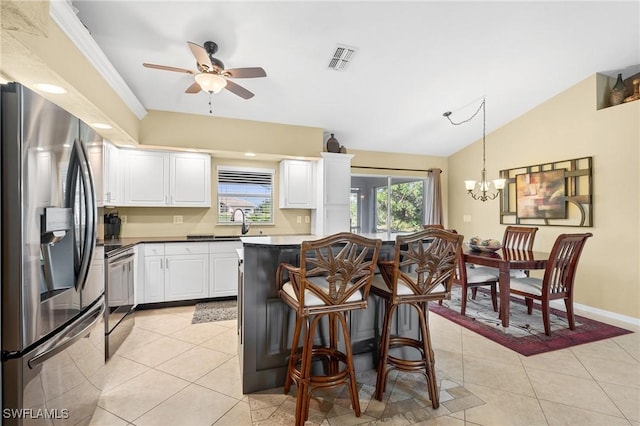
xmin=351 ymin=166 xmax=440 ymax=173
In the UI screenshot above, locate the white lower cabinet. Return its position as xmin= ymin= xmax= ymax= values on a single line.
xmin=209 ymin=241 xmax=242 ymax=298
xmin=141 ymin=241 xmax=243 ymax=303
xmin=165 ymin=254 xmax=208 ymax=301
xmin=143 ymin=243 xmax=165 ymax=303
xmin=142 ymin=242 xmax=209 ymax=303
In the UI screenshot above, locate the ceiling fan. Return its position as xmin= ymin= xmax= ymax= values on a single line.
xmin=143 ymin=41 xmax=266 ymax=99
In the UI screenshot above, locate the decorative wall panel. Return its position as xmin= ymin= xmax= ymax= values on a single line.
xmin=499 ymin=157 xmax=592 ymax=227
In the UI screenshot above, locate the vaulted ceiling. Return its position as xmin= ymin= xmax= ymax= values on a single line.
xmin=65 ymin=1 xmax=640 ymax=156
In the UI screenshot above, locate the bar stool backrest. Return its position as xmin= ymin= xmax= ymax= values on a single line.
xmin=381 ymin=229 xmax=463 ymax=300
xmin=294 ymin=232 xmax=382 ymax=308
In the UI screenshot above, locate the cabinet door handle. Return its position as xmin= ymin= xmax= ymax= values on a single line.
xmin=165 ymin=258 xmax=169 ymax=269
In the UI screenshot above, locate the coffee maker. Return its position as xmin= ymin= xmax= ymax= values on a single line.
xmin=104 ymin=212 xmax=121 ymax=239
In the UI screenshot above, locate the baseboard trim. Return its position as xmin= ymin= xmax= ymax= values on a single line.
xmin=549 ymin=300 xmax=640 ymax=328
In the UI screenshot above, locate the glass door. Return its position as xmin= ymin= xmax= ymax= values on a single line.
xmin=351 ymin=175 xmax=427 ymax=234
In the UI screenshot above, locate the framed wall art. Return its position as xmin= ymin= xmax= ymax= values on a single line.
xmin=499 ymin=157 xmax=592 ymax=227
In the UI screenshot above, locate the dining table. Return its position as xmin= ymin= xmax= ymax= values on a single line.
xmin=462 ymin=245 xmax=550 ymax=328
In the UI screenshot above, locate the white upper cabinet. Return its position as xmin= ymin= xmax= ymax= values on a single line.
xmin=170 ymin=152 xmax=211 ymax=207
xmin=124 ymin=149 xmax=170 ymax=206
xmin=87 ymin=141 xmax=122 ymax=207
xmin=279 ymin=160 xmax=315 ymax=209
xmin=104 ymin=141 xmax=121 ymax=206
xmin=123 ymin=150 xmax=211 ymax=207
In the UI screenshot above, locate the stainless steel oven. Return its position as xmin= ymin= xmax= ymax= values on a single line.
xmin=105 ymin=247 xmax=135 ymax=359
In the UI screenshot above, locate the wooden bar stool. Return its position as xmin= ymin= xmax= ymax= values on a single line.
xmin=277 ymin=232 xmax=382 ymax=425
xmin=371 ymin=229 xmax=463 ymax=408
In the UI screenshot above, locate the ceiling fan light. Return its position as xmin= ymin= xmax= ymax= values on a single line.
xmin=195 ymin=73 xmax=227 ymax=93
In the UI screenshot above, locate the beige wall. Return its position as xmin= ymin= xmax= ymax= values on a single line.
xmin=448 ymin=75 xmax=640 ymax=319
xmin=140 ymin=110 xmax=324 ymax=158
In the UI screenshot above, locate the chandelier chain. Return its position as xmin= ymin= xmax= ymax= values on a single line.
xmin=443 ymin=98 xmax=502 ymax=202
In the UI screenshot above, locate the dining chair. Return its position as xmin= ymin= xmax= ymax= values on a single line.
xmin=425 ymin=225 xmax=499 ymax=316
xmin=371 ymin=228 xmax=463 ymax=408
xmin=469 ymin=225 xmax=539 ymax=302
xmin=509 ymin=232 xmax=593 ymax=335
xmin=501 ymin=226 xmax=539 ymax=278
xmin=277 ymin=232 xmax=381 ymax=425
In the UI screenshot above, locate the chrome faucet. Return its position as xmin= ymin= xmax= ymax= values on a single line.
xmin=231 ymin=208 xmax=251 ymax=235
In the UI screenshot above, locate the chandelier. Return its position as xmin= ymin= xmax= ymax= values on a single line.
xmin=443 ymin=98 xmax=505 ymax=202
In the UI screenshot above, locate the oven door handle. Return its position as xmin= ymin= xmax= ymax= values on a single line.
xmin=108 ymin=253 xmax=135 ymax=268
xmin=28 ymin=299 xmax=105 ymax=369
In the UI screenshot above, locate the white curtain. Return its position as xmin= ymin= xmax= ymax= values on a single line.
xmin=425 ymin=168 xmax=443 ymax=226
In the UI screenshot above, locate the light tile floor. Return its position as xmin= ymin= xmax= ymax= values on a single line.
xmin=88 ymin=305 xmax=639 ymax=426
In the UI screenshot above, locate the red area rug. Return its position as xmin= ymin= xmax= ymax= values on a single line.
xmin=431 ymin=287 xmax=633 ymax=356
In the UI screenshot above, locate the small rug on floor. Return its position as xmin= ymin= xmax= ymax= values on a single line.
xmin=431 ymin=287 xmax=632 ymax=356
xmin=192 ymin=299 xmax=237 ymax=324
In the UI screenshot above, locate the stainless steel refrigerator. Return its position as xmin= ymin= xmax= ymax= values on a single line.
xmin=1 ymin=83 xmax=105 ymax=425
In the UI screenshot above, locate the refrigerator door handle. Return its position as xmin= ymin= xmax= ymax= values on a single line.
xmin=75 ymin=137 xmax=97 ymax=292
xmin=28 ymin=299 xmax=105 ymax=369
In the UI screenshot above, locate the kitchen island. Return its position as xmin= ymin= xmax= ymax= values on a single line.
xmin=238 ymin=234 xmax=422 ymax=394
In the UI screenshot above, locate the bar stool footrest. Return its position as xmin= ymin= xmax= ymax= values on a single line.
xmin=289 ymin=346 xmax=351 ymax=388
xmin=386 ymin=336 xmax=428 ymax=371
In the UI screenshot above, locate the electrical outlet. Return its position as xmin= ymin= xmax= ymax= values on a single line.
xmin=120 ymin=215 xmax=127 ymax=224
xmin=296 ymin=216 xmax=302 ymax=224
xmin=305 ymin=215 xmax=310 ymax=223
xmin=173 ymin=215 xmax=183 ymax=224
xmin=463 ymin=215 xmax=472 ymax=222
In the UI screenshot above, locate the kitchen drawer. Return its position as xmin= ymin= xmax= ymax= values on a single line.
xmin=144 ymin=243 xmax=165 ymax=256
xmin=165 ymin=242 xmax=209 ymax=256
xmin=209 ymin=241 xmax=242 ymax=254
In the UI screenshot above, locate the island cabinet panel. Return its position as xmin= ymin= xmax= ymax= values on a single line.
xmin=239 ymin=239 xmax=419 ymax=394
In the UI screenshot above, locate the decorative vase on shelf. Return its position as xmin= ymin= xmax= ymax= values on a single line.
xmin=623 ymin=79 xmax=640 ymax=103
xmin=326 ymin=133 xmax=340 ymax=153
xmin=609 ymin=73 xmax=627 ymax=106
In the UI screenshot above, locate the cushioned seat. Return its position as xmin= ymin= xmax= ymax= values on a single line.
xmin=282 ymin=276 xmax=363 ymax=306
xmin=510 ymin=277 xmax=544 ymax=296
xmin=371 ymin=272 xmax=446 ymax=296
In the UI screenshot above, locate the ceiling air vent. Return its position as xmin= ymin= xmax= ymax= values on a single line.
xmin=328 ymin=44 xmax=357 ymax=71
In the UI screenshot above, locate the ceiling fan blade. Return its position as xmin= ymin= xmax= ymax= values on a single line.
xmin=187 ymin=41 xmax=214 ymax=71
xmin=143 ymin=63 xmax=195 ymax=74
xmin=185 ymin=82 xmax=201 ymax=94
xmin=224 ymin=67 xmax=267 ymax=79
xmin=224 ymin=79 xmax=254 ymax=99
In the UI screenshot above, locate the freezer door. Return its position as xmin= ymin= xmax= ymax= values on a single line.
xmin=1 ymin=84 xmax=103 ymax=352
xmin=1 ymin=297 xmax=105 ymax=425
